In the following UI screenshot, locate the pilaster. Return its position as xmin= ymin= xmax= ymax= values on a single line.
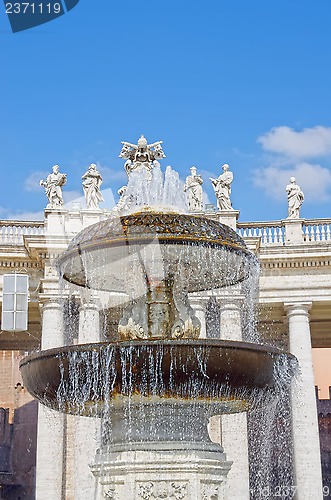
xmin=218 ymin=210 xmax=240 ymax=230
xmin=283 ymin=218 xmax=304 ymax=244
xmin=45 ymin=208 xmax=69 ymax=235
xmin=80 ymin=209 xmax=104 ymax=229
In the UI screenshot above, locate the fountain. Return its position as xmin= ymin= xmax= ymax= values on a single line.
xmin=19 ymin=137 xmax=297 ymax=499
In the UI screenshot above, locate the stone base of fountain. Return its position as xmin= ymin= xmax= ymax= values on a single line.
xmin=90 ymin=400 xmax=232 ymax=500
xmin=91 ymin=444 xmax=232 ymax=500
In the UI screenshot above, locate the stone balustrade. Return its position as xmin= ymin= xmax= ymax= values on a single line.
xmin=302 ymin=219 xmax=331 ymax=242
xmin=238 ymin=218 xmax=331 ymax=245
xmin=1 ymin=216 xmax=331 ymax=248
xmin=237 ymin=220 xmax=285 ymax=245
xmin=0 ymin=221 xmax=45 ymax=245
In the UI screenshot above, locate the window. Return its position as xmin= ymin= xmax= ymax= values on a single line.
xmin=1 ymin=274 xmax=29 ymax=331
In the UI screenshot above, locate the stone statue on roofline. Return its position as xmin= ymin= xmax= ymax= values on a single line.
xmin=286 ymin=177 xmax=304 ymax=219
xmin=82 ymin=163 xmax=104 ymax=209
xmin=40 ymin=165 xmax=67 ymax=209
xmin=184 ymin=166 xmax=203 ymax=212
xmin=210 ymin=163 xmax=234 ymax=211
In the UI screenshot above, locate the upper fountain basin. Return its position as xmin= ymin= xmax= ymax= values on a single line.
xmin=58 ymin=210 xmax=257 ymax=292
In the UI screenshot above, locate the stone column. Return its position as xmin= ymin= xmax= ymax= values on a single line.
xmin=285 ymin=302 xmax=323 ymax=500
xmin=216 ymin=295 xmax=250 ymax=500
xmin=40 ymin=300 xmax=65 ymax=350
xmin=36 ymin=298 xmax=65 ymax=500
xmin=219 ymin=297 xmax=243 ymax=342
xmin=189 ymin=296 xmax=208 ymax=338
xmin=78 ymin=298 xmax=100 ymax=344
xmin=74 ymin=296 xmax=101 ymax=499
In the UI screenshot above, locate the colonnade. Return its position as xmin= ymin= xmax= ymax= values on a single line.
xmin=188 ymin=296 xmax=324 ymax=500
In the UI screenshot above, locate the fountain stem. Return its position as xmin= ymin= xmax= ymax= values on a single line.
xmin=146 ymin=276 xmax=174 ymax=339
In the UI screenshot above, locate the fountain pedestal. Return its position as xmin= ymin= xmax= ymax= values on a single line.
xmin=90 ymin=401 xmax=232 ymax=500
xmin=92 ymin=445 xmax=231 ymax=499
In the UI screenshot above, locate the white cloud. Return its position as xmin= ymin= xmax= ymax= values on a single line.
xmin=5 ymin=210 xmax=44 ymax=221
xmin=96 ymin=164 xmax=127 ymax=184
xmin=63 ymin=190 xmax=84 ymax=205
xmin=24 ymin=171 xmax=49 ymax=192
xmin=199 ymin=168 xmax=219 ymax=180
xmin=232 ymin=148 xmax=254 ymax=159
xmin=252 ymin=162 xmax=331 ymax=202
xmin=0 ymin=204 xmax=43 ymax=220
xmin=258 ymin=126 xmax=331 ymax=159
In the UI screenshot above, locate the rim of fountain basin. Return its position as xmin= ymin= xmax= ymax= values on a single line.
xmin=61 ymin=210 xmax=250 ymax=255
xmin=19 ymin=339 xmax=297 ymax=417
xmin=57 ymin=210 xmax=258 ymax=291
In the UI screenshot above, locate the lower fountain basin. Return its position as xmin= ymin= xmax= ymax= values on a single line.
xmin=20 ymin=339 xmax=297 ymax=417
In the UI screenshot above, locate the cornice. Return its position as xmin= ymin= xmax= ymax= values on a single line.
xmin=260 ymin=258 xmax=331 ymax=271
xmin=23 ymin=233 xmax=75 ymax=262
xmin=0 ymin=259 xmax=40 ymax=270
xmin=258 ymin=243 xmax=331 ymax=271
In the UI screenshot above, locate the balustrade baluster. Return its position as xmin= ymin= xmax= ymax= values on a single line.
xmin=8 ymin=226 xmax=13 ymax=244
xmin=302 ymin=225 xmax=309 ymax=241
xmin=315 ymin=225 xmax=321 ymax=242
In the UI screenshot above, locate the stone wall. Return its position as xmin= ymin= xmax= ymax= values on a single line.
xmin=0 ymin=350 xmax=37 ymax=500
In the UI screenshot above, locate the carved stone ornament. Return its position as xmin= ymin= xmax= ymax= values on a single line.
xmin=138 ymin=481 xmax=187 ymax=499
xmin=104 ymin=487 xmax=119 ymax=499
xmin=119 ymin=135 xmax=166 ymax=177
xmin=202 ymin=484 xmax=220 ymax=500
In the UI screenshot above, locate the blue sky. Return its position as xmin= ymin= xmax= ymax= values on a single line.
xmin=1 ymin=0 xmax=331 ymax=221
